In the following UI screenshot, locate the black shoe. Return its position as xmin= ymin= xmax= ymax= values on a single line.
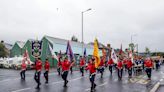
xmin=45 ymin=81 xmax=48 ymax=84
xmin=35 ymin=86 xmax=40 ymax=89
xmin=94 ymin=84 xmax=97 ymax=88
xmin=66 ymin=80 xmax=68 ymax=84
xmin=90 ymin=87 xmax=93 ymax=92
xmin=63 ymin=85 xmax=67 ymax=87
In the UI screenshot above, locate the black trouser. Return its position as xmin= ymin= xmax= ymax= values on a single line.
xmin=57 ymin=67 xmax=61 ymax=75
xmin=124 ymin=65 xmax=127 ymax=71
xmin=34 ymin=71 xmax=41 ymax=88
xmin=142 ymin=64 xmax=145 ymax=71
xmin=61 ymin=71 xmax=69 ymax=87
xmin=20 ymin=70 xmax=26 ymax=80
xmin=44 ymin=71 xmax=49 ymax=83
xmin=146 ymin=68 xmax=152 ymax=79
xmin=80 ymin=67 xmax=84 ymax=76
xmin=109 ymin=65 xmax=113 ymax=75
xmin=156 ymin=63 xmax=159 ymax=70
xmin=99 ymin=67 xmax=104 ymax=78
xmin=117 ymin=69 xmax=123 ymax=79
xmin=128 ymin=68 xmax=132 ymax=77
xmin=70 ymin=67 xmax=73 ymax=74
xmin=90 ymin=74 xmax=96 ymax=90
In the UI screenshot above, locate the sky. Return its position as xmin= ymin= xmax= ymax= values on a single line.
xmin=0 ymin=0 xmax=164 ymax=52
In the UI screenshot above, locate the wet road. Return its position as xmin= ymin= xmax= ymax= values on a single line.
xmin=0 ymin=65 xmax=164 ymax=92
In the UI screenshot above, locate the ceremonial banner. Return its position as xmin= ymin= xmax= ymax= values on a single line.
xmin=48 ymin=43 xmax=58 ymax=61
xmin=111 ymin=49 xmax=118 ymax=63
xmin=31 ymin=40 xmax=42 ymax=58
xmin=66 ymin=41 xmax=74 ymax=61
xmin=93 ymin=38 xmax=100 ymax=68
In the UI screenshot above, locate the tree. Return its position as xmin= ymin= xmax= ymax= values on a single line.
xmin=0 ymin=42 xmax=7 ymax=57
xmin=71 ymin=35 xmax=78 ymax=42
xmin=145 ymin=47 xmax=150 ymax=55
xmin=129 ymin=43 xmax=134 ymax=52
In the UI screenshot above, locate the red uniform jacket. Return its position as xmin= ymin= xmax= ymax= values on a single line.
xmin=117 ymin=61 xmax=123 ymax=69
xmin=99 ymin=59 xmax=104 ymax=67
xmin=86 ymin=64 xmax=96 ymax=74
xmin=80 ymin=59 xmax=85 ymax=67
xmin=123 ymin=59 xmax=127 ymax=65
xmin=44 ymin=61 xmax=50 ymax=71
xmin=61 ymin=60 xmax=71 ymax=71
xmin=145 ymin=60 xmax=153 ymax=68
xmin=36 ymin=60 xmax=42 ymax=71
xmin=108 ymin=59 xmax=114 ymax=65
xmin=57 ymin=61 xmax=62 ymax=68
xmin=127 ymin=60 xmax=133 ymax=69
xmin=21 ymin=63 xmax=26 ymax=70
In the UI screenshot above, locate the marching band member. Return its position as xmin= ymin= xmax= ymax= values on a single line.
xmin=44 ymin=58 xmax=50 ymax=84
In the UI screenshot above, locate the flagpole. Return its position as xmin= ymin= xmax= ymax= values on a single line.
xmin=81 ymin=8 xmax=91 ymax=56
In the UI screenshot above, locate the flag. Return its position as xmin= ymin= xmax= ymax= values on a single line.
xmin=93 ymin=38 xmax=100 ymax=68
xmin=66 ymin=41 xmax=74 ymax=61
xmin=23 ymin=49 xmax=30 ymax=64
xmin=58 ymin=50 xmax=62 ymax=59
xmin=23 ymin=49 xmax=30 ymax=59
xmin=111 ymin=49 xmax=118 ymax=63
xmin=119 ymin=44 xmax=122 ymax=55
xmin=129 ymin=50 xmax=134 ymax=63
xmin=102 ymin=48 xmax=106 ymax=58
xmin=48 ymin=44 xmax=58 ymax=61
xmin=106 ymin=49 xmax=110 ymax=61
xmin=84 ymin=48 xmax=87 ymax=58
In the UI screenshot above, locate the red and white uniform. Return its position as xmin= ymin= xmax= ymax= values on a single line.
xmin=44 ymin=61 xmax=50 ymax=71
xmin=123 ymin=59 xmax=127 ymax=65
xmin=36 ymin=60 xmax=42 ymax=72
xmin=145 ymin=59 xmax=153 ymax=68
xmin=21 ymin=63 xmax=27 ymax=70
xmin=99 ymin=59 xmax=104 ymax=67
xmin=117 ymin=61 xmax=123 ymax=69
xmin=80 ymin=58 xmax=85 ymax=67
xmin=61 ymin=60 xmax=71 ymax=71
xmin=86 ymin=63 xmax=96 ymax=74
xmin=57 ymin=61 xmax=62 ymax=68
xmin=108 ymin=59 xmax=114 ymax=66
xmin=127 ymin=60 xmax=133 ymax=69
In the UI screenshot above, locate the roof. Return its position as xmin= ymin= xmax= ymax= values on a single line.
xmin=16 ymin=41 xmax=25 ymax=48
xmin=43 ymin=35 xmax=103 ymax=56
xmin=44 ymin=35 xmax=93 ymax=49
xmin=28 ymin=39 xmax=35 ymax=42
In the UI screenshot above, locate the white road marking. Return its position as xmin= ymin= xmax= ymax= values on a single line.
xmin=49 ymin=75 xmax=89 ymax=85
xmin=0 ymin=79 xmax=11 ymax=83
xmin=160 ymin=79 xmax=163 ymax=82
xmin=11 ymin=88 xmax=31 ymax=92
xmin=0 ymin=78 xmax=21 ymax=84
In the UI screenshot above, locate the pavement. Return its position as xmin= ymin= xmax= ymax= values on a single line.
xmin=0 ymin=65 xmax=164 ymax=92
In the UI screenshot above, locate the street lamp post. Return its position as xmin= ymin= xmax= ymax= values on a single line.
xmin=81 ymin=8 xmax=91 ymax=56
xmin=131 ymin=34 xmax=137 ymax=44
xmin=131 ymin=34 xmax=138 ymax=55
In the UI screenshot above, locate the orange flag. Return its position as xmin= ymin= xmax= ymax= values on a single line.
xmin=93 ymin=38 xmax=100 ymax=68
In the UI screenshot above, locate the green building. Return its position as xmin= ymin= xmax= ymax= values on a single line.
xmin=10 ymin=41 xmax=25 ymax=57
xmin=22 ymin=39 xmax=36 ymax=62
xmin=10 ymin=35 xmax=106 ymax=68
xmin=41 ymin=35 xmax=96 ymax=67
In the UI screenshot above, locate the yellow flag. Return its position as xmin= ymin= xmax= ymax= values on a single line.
xmin=93 ymin=38 xmax=100 ymax=68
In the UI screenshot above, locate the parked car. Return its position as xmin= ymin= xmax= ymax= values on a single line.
xmin=0 ymin=58 xmax=4 ymax=68
xmin=3 ymin=58 xmax=10 ymax=69
xmin=12 ymin=56 xmax=34 ymax=70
